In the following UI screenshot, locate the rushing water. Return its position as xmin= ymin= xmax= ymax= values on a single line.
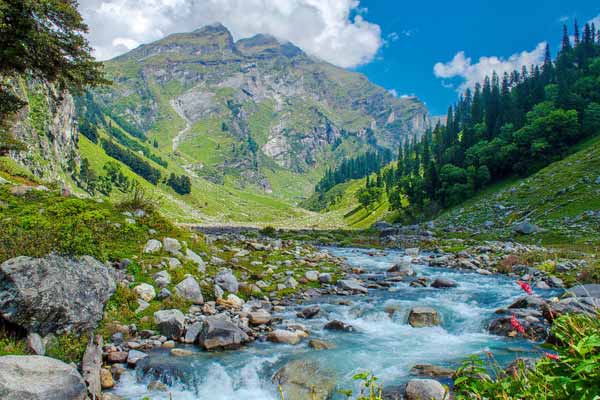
xmin=113 ymin=247 xmax=560 ymax=400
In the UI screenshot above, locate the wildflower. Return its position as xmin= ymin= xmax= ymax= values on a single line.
xmin=516 ymin=280 xmax=533 ymax=295
xmin=510 ymin=314 xmax=526 ymax=335
xmin=545 ymin=352 xmax=560 ymax=361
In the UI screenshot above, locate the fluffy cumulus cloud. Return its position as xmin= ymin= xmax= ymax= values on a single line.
xmin=77 ymin=0 xmax=382 ymax=68
xmin=433 ymin=42 xmax=547 ymax=92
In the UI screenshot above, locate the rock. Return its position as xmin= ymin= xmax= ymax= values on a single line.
xmin=408 ymin=307 xmax=441 ymax=327
xmin=405 ymin=379 xmax=447 ymax=400
xmin=273 ymin=359 xmax=335 ymax=400
xmin=0 ymin=255 xmax=115 ymax=335
xmin=154 ymin=309 xmax=185 ymax=339
xmin=547 ymin=276 xmax=564 ymax=288
xmin=508 ymin=296 xmax=547 ymax=310
xmin=168 ymin=257 xmax=181 ymax=269
xmin=215 ymin=269 xmax=239 ymax=293
xmin=285 ymin=276 xmax=298 ymax=289
xmin=133 ymin=283 xmax=156 ymax=302
xmin=431 ymin=278 xmax=458 ymax=289
xmin=127 ymin=350 xmax=148 ymax=367
xmin=143 ymin=239 xmax=162 ymax=254
xmin=248 ymin=310 xmax=272 ymax=325
xmin=82 ymin=335 xmax=103 ymax=400
xmin=157 ymin=288 xmax=172 ymax=300
xmin=324 ymin=320 xmax=355 ymax=332
xmin=318 ymin=273 xmax=332 ymax=284
xmin=170 ymin=348 xmax=194 ymax=357
xmin=305 ymin=271 xmax=319 ymax=282
xmin=488 ymin=316 xmax=548 ymax=341
xmin=153 ymin=270 xmax=171 ymax=288
xmin=268 ymin=329 xmax=303 ymax=345
xmin=162 ymin=237 xmax=182 ymax=255
xmin=387 ymin=264 xmax=415 ymax=277
xmin=512 ymin=221 xmax=538 ymax=235
xmin=135 ymin=299 xmax=150 ymax=313
xmin=197 ymin=316 xmax=249 ymax=350
xmin=406 ymin=248 xmax=420 ymax=257
xmin=409 ymin=364 xmax=454 ymax=378
xmin=218 ymin=293 xmax=244 ymax=309
xmin=337 ymin=279 xmax=368 ymax=294
xmin=535 ymin=281 xmax=551 ymax=290
xmin=10 ymin=185 xmax=34 ymax=196
xmin=100 ymin=368 xmax=114 ymax=389
xmin=546 ymin=297 xmax=600 ymax=319
xmin=565 ymin=284 xmax=600 ymax=298
xmin=0 ymin=355 xmax=87 ymax=400
xmin=174 ymin=276 xmax=204 ymax=304
xmin=26 ymin=333 xmax=45 ymax=355
xmin=185 ymin=249 xmax=206 ymax=272
xmin=297 ymin=305 xmax=320 ymax=319
xmin=183 ymin=322 xmax=203 ymax=343
xmin=308 ymin=339 xmax=336 ymax=350
xmin=476 ymin=268 xmax=492 ymax=275
xmin=106 ymin=351 xmax=128 ymax=364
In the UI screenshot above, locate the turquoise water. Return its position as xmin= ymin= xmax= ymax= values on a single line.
xmin=113 ymin=247 xmax=559 ymax=399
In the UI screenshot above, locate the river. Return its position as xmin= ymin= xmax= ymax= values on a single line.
xmin=112 ymin=246 xmax=559 ymax=399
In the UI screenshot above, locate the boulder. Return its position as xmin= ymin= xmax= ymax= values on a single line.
xmin=174 ymin=277 xmax=204 ymax=304
xmin=408 ymin=307 xmax=441 ymax=327
xmin=154 ymin=310 xmax=185 ymax=339
xmin=185 ymin=249 xmax=206 ymax=272
xmin=297 ymin=305 xmax=320 ymax=319
xmin=512 ymin=221 xmax=538 ymax=235
xmin=100 ymin=368 xmax=114 ymax=389
xmin=565 ymin=284 xmax=600 ymax=298
xmin=0 ymin=355 xmax=87 ymax=400
xmin=337 ymin=279 xmax=368 ymax=294
xmin=197 ymin=316 xmax=249 ymax=350
xmin=431 ymin=278 xmax=458 ymax=289
xmin=218 ymin=294 xmax=244 ymax=309
xmin=308 ymin=339 xmax=336 ymax=350
xmin=215 ymin=269 xmax=239 ymax=293
xmin=126 ymin=350 xmax=148 ymax=367
xmin=488 ymin=316 xmax=548 ymax=341
xmin=143 ymin=239 xmax=162 ymax=254
xmin=409 ymin=364 xmax=454 ymax=378
xmin=0 ymin=255 xmax=115 ymax=335
xmin=405 ymin=379 xmax=447 ymax=400
xmin=273 ymin=360 xmax=335 ymax=400
xmin=26 ymin=333 xmax=45 ymax=356
xmin=133 ymin=283 xmax=156 ymax=302
xmin=248 ymin=310 xmax=272 ymax=325
xmin=267 ymin=329 xmax=303 ymax=345
xmin=324 ymin=320 xmax=355 ymax=332
xmin=318 ymin=273 xmax=332 ymax=284
xmin=183 ymin=322 xmax=203 ymax=344
xmin=170 ymin=348 xmax=194 ymax=357
xmin=305 ymin=271 xmax=319 ymax=282
xmin=162 ymin=238 xmax=182 ymax=255
xmin=153 ymin=271 xmax=171 ymax=288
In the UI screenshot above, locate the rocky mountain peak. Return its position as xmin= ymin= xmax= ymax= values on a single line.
xmin=235 ymin=34 xmax=304 ymax=59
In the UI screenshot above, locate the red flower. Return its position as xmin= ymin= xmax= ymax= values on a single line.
xmin=545 ymin=352 xmax=560 ymax=361
xmin=517 ymin=280 xmax=533 ymax=295
xmin=510 ymin=314 xmax=526 ymax=335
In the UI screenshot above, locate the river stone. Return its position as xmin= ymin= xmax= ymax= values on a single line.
xmin=154 ymin=310 xmax=185 ymax=339
xmin=162 ymin=238 xmax=182 ymax=255
xmin=170 ymin=348 xmax=194 ymax=357
xmin=565 ymin=284 xmax=600 ymax=298
xmin=215 ymin=269 xmax=239 ymax=293
xmin=198 ymin=316 xmax=249 ymax=350
xmin=0 ymin=355 xmax=87 ymax=400
xmin=387 ymin=264 xmax=415 ymax=277
xmin=318 ymin=273 xmax=332 ymax=284
xmin=305 ymin=271 xmax=319 ymax=282
xmin=308 ymin=339 xmax=336 ymax=350
xmin=405 ymin=379 xmax=447 ymax=400
xmin=127 ymin=350 xmax=148 ymax=367
xmin=175 ymin=276 xmax=204 ymax=304
xmin=273 ymin=359 xmax=335 ymax=400
xmin=248 ymin=310 xmax=272 ymax=325
xmin=488 ymin=316 xmax=548 ymax=341
xmin=185 ymin=249 xmax=206 ymax=272
xmin=100 ymin=368 xmax=114 ymax=389
xmin=408 ymin=307 xmax=441 ymax=327
xmin=337 ymin=279 xmax=368 ymax=294
xmin=183 ymin=322 xmax=203 ymax=343
xmin=431 ymin=278 xmax=458 ymax=288
xmin=134 ymin=283 xmax=156 ymax=302
xmin=297 ymin=305 xmax=320 ymax=319
xmin=153 ymin=271 xmax=171 ymax=288
xmin=324 ymin=320 xmax=355 ymax=332
xmin=268 ymin=329 xmax=303 ymax=345
xmin=143 ymin=239 xmax=162 ymax=253
xmin=410 ymin=364 xmax=454 ymax=377
xmin=0 ymin=255 xmax=115 ymax=335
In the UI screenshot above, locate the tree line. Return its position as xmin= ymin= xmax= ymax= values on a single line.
xmin=359 ymin=22 xmax=600 ymax=219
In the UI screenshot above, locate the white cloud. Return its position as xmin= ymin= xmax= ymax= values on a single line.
xmin=77 ymin=0 xmax=382 ymax=68
xmin=590 ymin=14 xmax=600 ymax=27
xmin=433 ymin=42 xmax=547 ymax=92
xmin=388 ymin=89 xmax=398 ymax=97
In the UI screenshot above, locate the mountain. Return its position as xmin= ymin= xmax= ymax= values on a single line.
xmin=91 ymin=23 xmax=430 ymax=200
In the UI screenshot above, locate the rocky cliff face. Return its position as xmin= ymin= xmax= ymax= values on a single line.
xmin=7 ymin=80 xmax=79 ymax=184
xmin=93 ymin=23 xmax=430 ymax=191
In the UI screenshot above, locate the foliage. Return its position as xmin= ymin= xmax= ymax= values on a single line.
xmin=454 ymin=314 xmax=600 ymax=399
xmin=166 ymin=173 xmax=191 ymax=195
xmin=101 ymin=138 xmax=161 ymax=185
xmin=45 ymin=333 xmax=88 ymax=364
xmin=339 ymin=372 xmax=384 ymax=400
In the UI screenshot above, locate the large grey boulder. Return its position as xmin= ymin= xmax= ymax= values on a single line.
xmin=0 ymin=255 xmax=115 ymax=335
xmin=0 ymin=355 xmax=87 ymax=399
xmin=143 ymin=239 xmax=162 ymax=254
xmin=565 ymin=284 xmax=600 ymax=298
xmin=215 ymin=269 xmax=239 ymax=293
xmin=408 ymin=307 xmax=441 ymax=328
xmin=337 ymin=279 xmax=368 ymax=294
xmin=154 ymin=309 xmax=185 ymax=339
xmin=387 ymin=263 xmax=415 ymax=277
xmin=512 ymin=221 xmax=538 ymax=235
xmin=405 ymin=379 xmax=447 ymax=400
xmin=197 ymin=316 xmax=249 ymax=350
xmin=162 ymin=237 xmax=182 ymax=255
xmin=174 ymin=276 xmax=204 ymax=304
xmin=185 ymin=249 xmax=206 ymax=272
xmin=273 ymin=359 xmax=336 ymax=400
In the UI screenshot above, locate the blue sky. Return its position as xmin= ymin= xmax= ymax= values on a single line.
xmin=354 ymin=1 xmax=600 ymax=115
